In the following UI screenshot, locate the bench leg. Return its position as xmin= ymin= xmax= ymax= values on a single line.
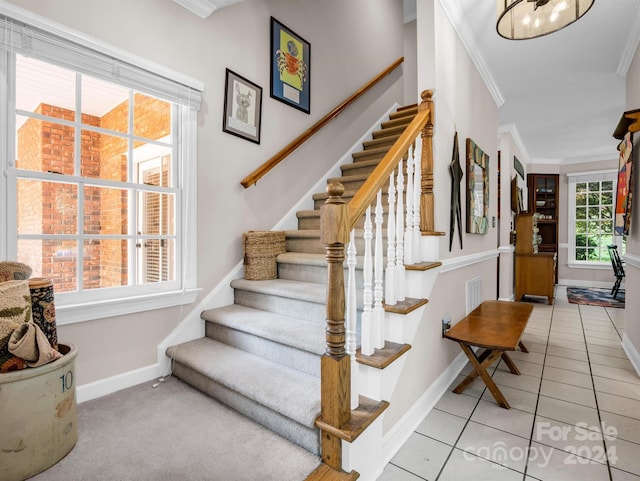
xmin=455 ymin=344 xmax=510 ymax=409
xmin=518 ymin=341 xmax=529 ymax=353
xmin=501 ymin=352 xmax=520 ymax=375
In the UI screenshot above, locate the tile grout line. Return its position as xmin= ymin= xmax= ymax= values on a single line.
xmin=521 ymin=293 xmax=555 ymax=481
xmin=577 ymin=303 xmax=614 ymax=481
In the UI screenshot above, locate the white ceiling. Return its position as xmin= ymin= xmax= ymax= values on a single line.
xmin=407 ymin=0 xmax=640 ymax=165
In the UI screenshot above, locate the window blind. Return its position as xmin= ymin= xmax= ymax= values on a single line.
xmin=0 ymin=12 xmax=202 ymax=109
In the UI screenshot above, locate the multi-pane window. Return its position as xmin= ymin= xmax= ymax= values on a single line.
xmin=569 ymin=171 xmax=625 ymax=264
xmin=15 ymin=55 xmax=177 ymax=295
xmin=0 ymin=12 xmax=201 ymax=321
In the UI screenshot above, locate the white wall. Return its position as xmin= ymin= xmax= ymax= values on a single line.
xmin=382 ymin=0 xmax=500 ymax=431
xmin=7 ymin=0 xmax=405 ymax=386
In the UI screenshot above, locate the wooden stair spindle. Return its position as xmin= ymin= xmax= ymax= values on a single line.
xmin=319 ymin=181 xmax=351 ymax=470
xmin=420 ymin=90 xmax=435 ymax=233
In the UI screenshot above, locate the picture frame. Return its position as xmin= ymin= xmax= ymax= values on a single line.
xmin=223 ymin=69 xmax=262 ymax=144
xmin=466 ymin=138 xmax=490 ymax=234
xmin=514 ymin=155 xmax=525 ymax=180
xmin=270 ymin=16 xmax=310 ymax=114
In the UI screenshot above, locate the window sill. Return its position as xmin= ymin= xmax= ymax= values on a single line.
xmin=55 ymin=288 xmax=201 ymax=325
xmin=567 ymin=262 xmax=611 ymax=270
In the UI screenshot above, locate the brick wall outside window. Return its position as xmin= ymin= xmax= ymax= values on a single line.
xmin=17 ymin=96 xmax=170 ymax=292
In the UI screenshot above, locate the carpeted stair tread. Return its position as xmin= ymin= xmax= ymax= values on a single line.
xmin=168 ymin=337 xmax=320 ymax=427
xmin=231 ymin=277 xmax=326 ymax=303
xmin=201 ymin=304 xmax=326 ymax=356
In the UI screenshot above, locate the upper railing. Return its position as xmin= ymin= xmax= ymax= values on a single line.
xmin=240 ymin=57 xmax=405 ymax=188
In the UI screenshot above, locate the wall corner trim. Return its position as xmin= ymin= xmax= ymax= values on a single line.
xmin=498 ymin=123 xmax=530 ymax=165
xmin=622 ymin=334 xmax=640 ymax=378
xmin=617 ymin=2 xmax=640 ymax=76
xmin=438 ymin=0 xmax=505 ymax=108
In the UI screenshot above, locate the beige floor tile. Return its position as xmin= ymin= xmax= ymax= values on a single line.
xmin=600 ymin=410 xmax=640 ymax=445
xmin=598 ymin=392 xmax=640 ymax=420
xmin=415 ymin=408 xmax=467 ymax=446
xmin=480 ymin=385 xmax=539 ymax=414
xmin=587 ymin=343 xmax=629 ymax=359
xmin=589 ymin=352 xmax=636 ymax=371
xmin=533 ymin=415 xmax=612 ymax=461
xmin=547 ymin=337 xmax=587 ymax=352
xmin=611 ymin=467 xmax=640 ymax=480
xmin=585 ymin=330 xmax=621 ymax=342
xmin=551 ymin=331 xmax=587 ymax=343
xmin=591 ymin=364 xmax=640 ymax=385
xmin=492 ymin=370 xmax=541 ymax=394
xmin=456 ymin=421 xmax=530 ymax=472
xmin=375 ymin=463 xmax=424 ymax=481
xmin=545 ymin=346 xmax=588 ymax=362
xmin=495 ymin=358 xmax=544 ymax=378
xmin=607 ymin=436 xmax=640 ymax=476
xmin=588 ymin=337 xmax=627 ymax=350
xmin=593 ymin=376 xmax=640 ymax=401
xmin=437 ymin=448 xmax=524 ymax=481
xmin=510 ymin=349 xmax=545 ymax=365
xmin=449 ymin=373 xmax=487 ymax=398
xmin=526 ymin=443 xmax=610 ymax=481
xmin=470 ymin=399 xmax=535 ymax=438
xmin=543 ymin=365 xmax=593 ymax=389
xmin=389 ymin=433 xmax=452 ymax=481
xmin=540 ymin=379 xmax=596 ymax=408
xmin=435 ymin=389 xmax=479 ymax=418
xmin=544 ymin=354 xmax=590 ymax=374
xmin=536 ymin=395 xmax=600 ymax=428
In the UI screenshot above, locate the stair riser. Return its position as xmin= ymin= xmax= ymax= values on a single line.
xmin=172 ymin=362 xmax=321 ymax=454
xmin=205 ymin=322 xmax=321 ymax=377
xmin=313 ymin=191 xmax=414 ymax=210
xmin=352 ymin=150 xmax=389 ymax=163
xmin=298 ymin=208 xmax=392 ymax=230
xmin=372 ymin=126 xmax=405 ymax=139
xmin=363 ymin=136 xmax=400 ymax=150
xmin=286 ymin=233 xmax=390 ymax=255
xmin=235 ymin=289 xmax=327 ymax=323
xmin=278 ymin=261 xmax=365 ymax=287
xmin=381 ymin=118 xmax=412 ymax=130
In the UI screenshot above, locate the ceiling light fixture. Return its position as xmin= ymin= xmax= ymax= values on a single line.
xmin=497 ymin=0 xmax=595 ymax=40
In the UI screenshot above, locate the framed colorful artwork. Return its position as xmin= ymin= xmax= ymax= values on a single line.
xmin=466 ymin=138 xmax=490 ymax=234
xmin=223 ymin=69 xmax=262 ymax=144
xmin=270 ymin=17 xmax=310 ymax=114
xmin=614 ymin=132 xmax=633 ymax=235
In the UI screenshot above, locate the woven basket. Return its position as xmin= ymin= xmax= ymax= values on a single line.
xmin=242 ymin=230 xmax=286 ymax=280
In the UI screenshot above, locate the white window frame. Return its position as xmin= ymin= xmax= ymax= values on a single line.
xmin=567 ymin=169 xmax=623 ymax=269
xmin=0 ymin=4 xmax=202 ymax=324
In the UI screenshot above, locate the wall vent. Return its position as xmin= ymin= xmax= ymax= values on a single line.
xmin=466 ymin=277 xmax=482 ymax=314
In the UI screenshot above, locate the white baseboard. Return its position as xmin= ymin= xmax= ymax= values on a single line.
xmin=622 ymin=334 xmax=640 ymax=378
xmin=380 ymin=350 xmax=468 ymax=465
xmin=558 ymin=278 xmax=622 ymax=290
xmin=76 ymin=363 xmax=164 ymax=403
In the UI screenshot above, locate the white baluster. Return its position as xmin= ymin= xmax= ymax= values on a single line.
xmin=361 ymin=206 xmax=374 ymax=356
xmin=395 ymin=159 xmax=406 ymax=301
xmin=385 ymin=171 xmax=397 ymax=306
xmin=412 ymin=138 xmax=422 ymax=263
xmin=346 ymin=229 xmax=359 ymax=410
xmin=373 ymin=190 xmax=385 ymax=349
xmin=404 ymin=145 xmax=414 ymax=266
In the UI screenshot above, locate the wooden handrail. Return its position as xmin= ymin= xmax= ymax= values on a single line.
xmin=240 ymin=57 xmax=404 ymax=188
xmin=346 ymin=108 xmax=430 ymax=230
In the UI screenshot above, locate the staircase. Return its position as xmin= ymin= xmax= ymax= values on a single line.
xmin=167 ymin=105 xmax=429 ymax=477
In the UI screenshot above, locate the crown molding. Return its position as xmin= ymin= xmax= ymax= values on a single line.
xmin=498 ymin=123 xmax=530 ymax=164
xmin=617 ymin=2 xmax=640 ymax=76
xmin=438 ymin=0 xmax=505 ymax=108
xmin=173 ymin=0 xmax=244 ymax=19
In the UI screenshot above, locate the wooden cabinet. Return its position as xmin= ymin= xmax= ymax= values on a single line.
xmin=515 ymin=213 xmax=556 ymax=304
xmin=527 ymin=173 xmax=558 ymax=254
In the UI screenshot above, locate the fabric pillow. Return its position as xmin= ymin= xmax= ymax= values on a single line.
xmin=0 ymin=261 xmax=32 ymax=282
xmin=0 ymin=280 xmax=33 ymax=372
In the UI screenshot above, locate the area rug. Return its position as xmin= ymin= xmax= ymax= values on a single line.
xmin=567 ymin=286 xmax=625 ymax=308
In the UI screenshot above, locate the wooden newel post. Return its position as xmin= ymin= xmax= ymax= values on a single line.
xmin=419 ymin=90 xmax=435 ymax=233
xmin=319 ymin=181 xmax=351 ymax=469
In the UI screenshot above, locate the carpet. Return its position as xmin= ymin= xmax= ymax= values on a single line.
xmin=567 ymin=286 xmax=625 ymax=308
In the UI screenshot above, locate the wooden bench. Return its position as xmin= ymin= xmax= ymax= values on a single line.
xmin=444 ymin=300 xmax=533 ymax=409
